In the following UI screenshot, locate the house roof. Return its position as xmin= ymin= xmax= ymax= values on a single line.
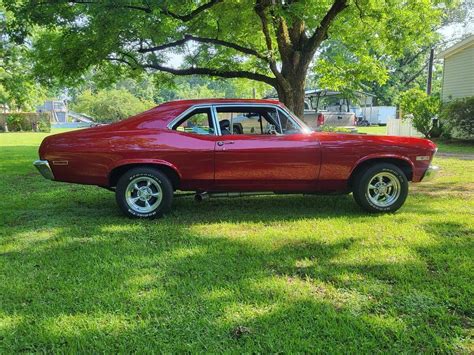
xmin=439 ymin=34 xmax=474 ymax=59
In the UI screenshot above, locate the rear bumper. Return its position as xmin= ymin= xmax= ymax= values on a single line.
xmin=422 ymin=165 xmax=439 ymax=182
xmin=33 ymin=160 xmax=54 ymax=180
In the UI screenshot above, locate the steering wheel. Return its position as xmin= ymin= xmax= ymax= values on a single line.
xmin=266 ymin=124 xmax=278 ymax=135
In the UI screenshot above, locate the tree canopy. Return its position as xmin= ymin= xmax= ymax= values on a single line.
xmin=5 ymin=0 xmax=456 ymax=116
xmin=71 ymin=89 xmax=154 ymax=122
xmin=0 ymin=4 xmax=51 ymax=110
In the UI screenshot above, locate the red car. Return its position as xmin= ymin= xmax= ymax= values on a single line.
xmin=34 ymin=99 xmax=438 ymax=218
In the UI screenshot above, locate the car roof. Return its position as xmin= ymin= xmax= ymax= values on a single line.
xmin=112 ymin=98 xmax=284 ymax=130
xmin=158 ymin=98 xmax=281 ymax=107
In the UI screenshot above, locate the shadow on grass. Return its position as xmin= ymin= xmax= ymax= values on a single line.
xmin=1 ymin=207 xmax=471 ymax=352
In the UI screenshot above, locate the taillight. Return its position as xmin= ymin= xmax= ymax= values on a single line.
xmin=317 ymin=113 xmax=325 ymax=126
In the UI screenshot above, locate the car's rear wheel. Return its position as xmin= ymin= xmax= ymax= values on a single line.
xmin=352 ymin=163 xmax=408 ymax=213
xmin=115 ymin=167 xmax=173 ymax=218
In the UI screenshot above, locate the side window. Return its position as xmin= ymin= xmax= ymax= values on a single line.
xmin=216 ymin=106 xmax=300 ymax=136
xmin=172 ymin=108 xmax=215 ymax=135
xmin=277 ymin=109 xmax=302 ymax=135
xmin=216 ymin=109 xmax=275 ymax=135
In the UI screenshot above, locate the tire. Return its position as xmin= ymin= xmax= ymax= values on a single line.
xmin=115 ymin=167 xmax=173 ymax=219
xmin=352 ymin=163 xmax=408 ymax=213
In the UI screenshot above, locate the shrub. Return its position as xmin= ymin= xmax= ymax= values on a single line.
xmin=320 ymin=125 xmax=354 ymax=133
xmin=398 ymin=88 xmax=440 ymax=138
xmin=439 ymin=96 xmax=474 ymax=140
xmin=71 ymin=89 xmax=155 ymax=123
xmin=6 ymin=114 xmax=29 ymax=131
xmin=0 ymin=112 xmax=51 ymax=132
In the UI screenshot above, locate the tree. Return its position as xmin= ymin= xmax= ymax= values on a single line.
xmin=1 ymin=3 xmax=53 ymax=111
xmin=71 ymin=89 xmax=154 ymax=122
xmin=309 ymin=1 xmax=471 ymax=105
xmin=399 ymin=88 xmax=440 ymax=138
xmin=7 ymin=0 xmax=451 ymax=117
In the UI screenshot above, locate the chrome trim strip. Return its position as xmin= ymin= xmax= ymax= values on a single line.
xmin=211 ymin=105 xmax=221 ymax=136
xmin=33 ymin=160 xmax=55 ymax=180
xmin=422 ymin=165 xmax=439 ymax=182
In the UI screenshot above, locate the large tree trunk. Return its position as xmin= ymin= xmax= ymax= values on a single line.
xmin=275 ymin=64 xmax=307 ymax=119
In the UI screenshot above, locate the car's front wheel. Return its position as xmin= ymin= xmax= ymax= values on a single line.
xmin=115 ymin=167 xmax=173 ymax=218
xmin=352 ymin=163 xmax=408 ymax=213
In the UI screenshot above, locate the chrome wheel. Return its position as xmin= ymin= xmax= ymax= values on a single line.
xmin=125 ymin=176 xmax=163 ymax=213
xmin=366 ymin=172 xmax=401 ymax=208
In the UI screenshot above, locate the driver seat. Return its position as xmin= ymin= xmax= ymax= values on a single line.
xmin=219 ymin=119 xmax=232 ymax=135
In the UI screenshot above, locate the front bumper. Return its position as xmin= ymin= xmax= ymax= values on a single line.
xmin=33 ymin=160 xmax=54 ymax=180
xmin=422 ymin=165 xmax=439 ymax=182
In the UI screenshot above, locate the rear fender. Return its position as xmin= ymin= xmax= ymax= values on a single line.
xmin=108 ymin=159 xmax=182 ymax=182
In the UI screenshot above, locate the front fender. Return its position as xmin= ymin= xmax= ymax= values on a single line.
xmin=350 ymin=153 xmax=415 ymax=176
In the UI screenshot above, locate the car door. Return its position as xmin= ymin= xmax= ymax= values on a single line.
xmin=213 ymin=105 xmax=321 ymax=191
xmin=166 ymin=105 xmax=219 ymax=191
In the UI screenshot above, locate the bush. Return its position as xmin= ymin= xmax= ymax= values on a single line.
xmin=398 ymin=88 xmax=440 ymax=138
xmin=71 ymin=89 xmax=155 ymax=123
xmin=320 ymin=125 xmax=354 ymax=133
xmin=0 ymin=112 xmax=51 ymax=132
xmin=439 ymin=97 xmax=474 ymax=140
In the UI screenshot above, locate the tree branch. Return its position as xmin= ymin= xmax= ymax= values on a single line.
xmin=144 ymin=62 xmax=277 ymax=86
xmin=254 ymin=0 xmax=284 ymax=77
xmin=254 ymin=1 xmax=274 ymax=54
xmin=66 ymin=0 xmax=151 ymax=12
xmin=67 ymin=0 xmax=221 ymax=21
xmin=403 ymin=62 xmax=429 ymax=86
xmin=107 ymin=54 xmax=276 ymax=86
xmin=137 ymin=38 xmax=190 ymax=53
xmin=164 ymin=0 xmax=223 ymax=22
xmin=304 ymin=0 xmax=349 ymax=54
xmin=138 ymin=34 xmax=267 ymax=61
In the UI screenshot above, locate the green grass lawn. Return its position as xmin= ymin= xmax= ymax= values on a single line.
xmin=1 ymin=130 xmax=473 ymax=353
xmin=432 ymin=139 xmax=474 ymax=155
xmin=356 ymin=125 xmax=388 ymax=135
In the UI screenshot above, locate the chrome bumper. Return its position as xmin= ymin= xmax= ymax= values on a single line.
xmin=422 ymin=165 xmax=439 ymax=182
xmin=33 ymin=160 xmax=54 ymax=180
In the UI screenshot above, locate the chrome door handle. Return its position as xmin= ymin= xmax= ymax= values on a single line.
xmin=217 ymin=141 xmax=234 ymax=146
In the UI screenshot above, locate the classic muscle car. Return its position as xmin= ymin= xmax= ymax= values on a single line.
xmin=34 ymin=99 xmax=438 ymax=218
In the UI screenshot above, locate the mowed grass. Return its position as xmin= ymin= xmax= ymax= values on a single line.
xmin=356 ymin=125 xmax=388 ymax=135
xmin=0 ymin=130 xmax=473 ymax=353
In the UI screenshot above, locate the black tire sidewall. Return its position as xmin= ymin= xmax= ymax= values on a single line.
xmin=115 ymin=168 xmax=173 ymax=218
xmin=353 ymin=163 xmax=408 ymax=213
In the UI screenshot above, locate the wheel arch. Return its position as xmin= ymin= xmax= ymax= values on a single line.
xmin=108 ymin=160 xmax=181 ymax=190
xmin=348 ymin=156 xmax=414 ymax=189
